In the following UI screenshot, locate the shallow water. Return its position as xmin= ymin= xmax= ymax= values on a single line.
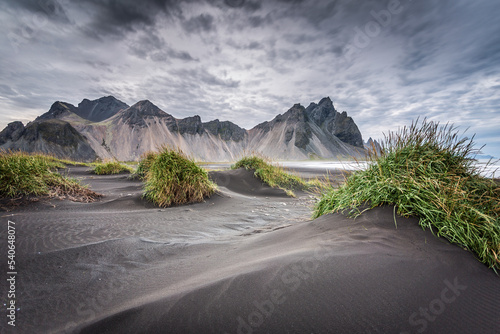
xmin=280 ymin=159 xmax=500 ymax=178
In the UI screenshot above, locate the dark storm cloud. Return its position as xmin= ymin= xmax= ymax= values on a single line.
xmin=167 ymin=49 xmax=198 ymax=61
xmin=392 ymin=0 xmax=500 ymax=93
xmin=78 ymin=0 xmax=163 ymax=38
xmin=293 ymin=1 xmax=340 ymax=27
xmin=391 ymin=5 xmax=454 ymax=73
xmin=247 ymin=14 xmax=273 ymax=28
xmin=2 ymin=0 xmax=70 ymax=23
xmin=70 ymin=0 xmax=202 ymax=39
xmin=181 ymin=13 xmax=216 ymax=33
xmin=220 ymin=0 xmax=262 ymax=11
xmin=241 ymin=0 xmax=261 ymax=12
xmin=275 ymin=0 xmax=306 ymax=5
xmin=222 ymin=0 xmax=246 ymax=8
xmin=126 ymin=28 xmax=197 ymax=62
xmin=127 ymin=29 xmax=165 ymax=57
xmin=443 ymin=32 xmax=500 ymax=83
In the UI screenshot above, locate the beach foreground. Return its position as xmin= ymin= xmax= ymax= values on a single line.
xmin=0 ymin=164 xmax=498 ymax=334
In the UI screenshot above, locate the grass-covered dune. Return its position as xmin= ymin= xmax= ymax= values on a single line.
xmin=0 ymin=150 xmax=100 ymax=202
xmin=314 ymin=120 xmax=500 ymax=270
xmin=231 ymin=155 xmax=308 ymax=197
xmin=91 ymin=161 xmax=133 ymax=175
xmin=142 ymin=147 xmax=216 ymax=207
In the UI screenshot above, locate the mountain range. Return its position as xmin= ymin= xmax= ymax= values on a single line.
xmin=0 ymin=96 xmax=366 ymax=162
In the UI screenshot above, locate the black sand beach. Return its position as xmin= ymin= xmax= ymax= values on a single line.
xmin=0 ymin=165 xmax=499 ymax=334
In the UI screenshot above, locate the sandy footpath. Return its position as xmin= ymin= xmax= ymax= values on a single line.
xmin=0 ymin=164 xmax=498 ymax=334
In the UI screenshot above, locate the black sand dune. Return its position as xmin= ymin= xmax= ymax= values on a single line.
xmin=0 ymin=166 xmax=498 ymax=334
xmin=210 ymin=168 xmax=290 ymax=197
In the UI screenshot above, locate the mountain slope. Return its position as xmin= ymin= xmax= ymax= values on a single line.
xmin=36 ymin=96 xmax=128 ymax=124
xmin=247 ymin=98 xmax=364 ymax=160
xmin=0 ymin=119 xmax=97 ymax=161
xmin=86 ymin=100 xmax=248 ymax=161
xmin=76 ymin=96 xmax=129 ymax=122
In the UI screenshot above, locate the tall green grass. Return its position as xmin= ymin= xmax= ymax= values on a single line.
xmin=0 ymin=151 xmax=99 ymax=201
xmin=314 ymin=119 xmax=500 ymax=270
xmin=91 ymin=161 xmax=133 ymax=175
xmin=232 ymin=156 xmax=307 ymax=196
xmin=143 ymin=148 xmax=216 ymax=207
xmin=135 ymin=152 xmax=157 ymax=179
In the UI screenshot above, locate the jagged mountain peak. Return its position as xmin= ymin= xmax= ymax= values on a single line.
xmin=183 ymin=115 xmax=202 ymax=122
xmin=254 ymin=103 xmax=307 ymax=132
xmin=177 ymin=115 xmax=204 ymax=135
xmin=128 ymin=100 xmax=166 ymax=116
xmin=84 ymin=95 xmax=120 ymax=103
xmin=283 ymin=103 xmax=308 ymax=123
xmin=365 ymin=137 xmax=383 ymax=154
xmin=36 ymin=97 xmax=128 ymax=123
xmin=318 ymin=96 xmax=333 ymax=106
xmin=117 ymin=100 xmax=175 ymax=127
xmin=251 ymin=97 xmax=363 ymax=149
xmin=77 ymin=96 xmax=128 ymax=122
xmin=203 ymin=119 xmax=246 ymax=142
xmin=305 ymin=97 xmax=336 ymax=125
xmin=37 ymin=101 xmax=78 ymax=121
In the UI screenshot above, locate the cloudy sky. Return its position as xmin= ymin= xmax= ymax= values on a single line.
xmin=1 ymin=0 xmax=499 ymax=157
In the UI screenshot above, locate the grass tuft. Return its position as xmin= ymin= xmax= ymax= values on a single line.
xmin=0 ymin=150 xmax=100 ymax=202
xmin=313 ymin=119 xmax=500 ymax=270
xmin=135 ymin=152 xmax=158 ymax=179
xmin=231 ymin=156 xmax=307 ymax=196
xmin=143 ymin=147 xmax=216 ymax=207
xmin=91 ymin=161 xmax=133 ymax=175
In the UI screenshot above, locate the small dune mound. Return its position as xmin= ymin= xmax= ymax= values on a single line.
xmin=143 ymin=148 xmax=216 ymax=207
xmin=210 ymin=168 xmax=289 ymax=197
xmin=91 ymin=161 xmax=133 ymax=175
xmin=314 ymin=119 xmax=500 ymax=270
xmin=231 ymin=156 xmax=307 ymax=197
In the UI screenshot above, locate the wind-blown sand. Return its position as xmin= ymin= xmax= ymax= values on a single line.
xmin=0 ymin=164 xmax=498 ymax=334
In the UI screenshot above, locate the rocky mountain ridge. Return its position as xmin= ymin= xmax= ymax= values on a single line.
xmin=0 ymin=96 xmax=365 ymax=161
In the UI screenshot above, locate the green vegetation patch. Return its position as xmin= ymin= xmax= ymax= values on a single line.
xmin=135 ymin=152 xmax=158 ymax=179
xmin=314 ymin=119 xmax=500 ymax=270
xmin=0 ymin=151 xmax=100 ymax=202
xmin=143 ymin=148 xmax=216 ymax=207
xmin=92 ymin=161 xmax=133 ymax=175
xmin=232 ymin=156 xmax=307 ymax=196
